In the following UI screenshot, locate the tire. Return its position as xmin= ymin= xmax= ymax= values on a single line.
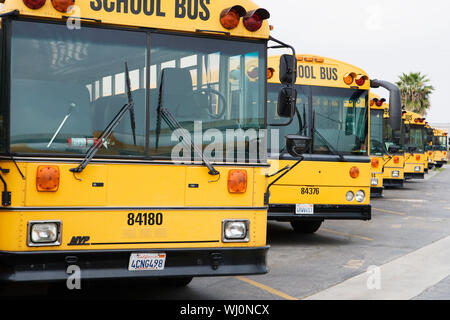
xmin=159 ymin=277 xmax=193 ymax=287
xmin=435 ymin=164 xmax=443 ymax=168
xmin=290 ymin=221 xmax=323 ymax=234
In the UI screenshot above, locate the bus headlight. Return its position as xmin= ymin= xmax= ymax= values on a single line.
xmin=392 ymin=170 xmax=400 ymax=177
xmin=371 ymin=178 xmax=378 ymax=186
xmin=355 ymin=190 xmax=365 ymax=203
xmin=414 ymin=166 xmax=421 ymax=172
xmin=346 ymin=191 xmax=355 ymax=202
xmin=28 ymin=221 xmax=61 ymax=246
xmin=222 ymin=220 xmax=249 ymax=242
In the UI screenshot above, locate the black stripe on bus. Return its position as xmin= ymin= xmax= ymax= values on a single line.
xmin=90 ymin=240 xmax=220 ymax=245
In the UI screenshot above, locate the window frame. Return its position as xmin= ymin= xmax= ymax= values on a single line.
xmin=0 ymin=16 xmax=268 ymax=163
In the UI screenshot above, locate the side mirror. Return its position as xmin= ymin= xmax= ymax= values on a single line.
xmin=285 ymin=134 xmax=311 ymax=157
xmin=408 ymin=146 xmax=417 ymax=153
xmin=388 ymin=145 xmax=400 ymax=154
xmin=370 ymin=79 xmax=402 ymax=131
xmin=277 ymin=87 xmax=297 ymax=118
xmin=279 ymin=54 xmax=297 ymax=85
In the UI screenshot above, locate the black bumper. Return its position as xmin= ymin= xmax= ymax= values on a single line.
xmin=0 ymin=247 xmax=269 ymax=283
xmin=383 ymin=179 xmax=404 ymax=188
xmin=268 ymin=204 xmax=371 ymax=221
xmin=404 ymin=172 xmax=425 ymax=179
xmin=370 ymin=187 xmax=383 ymax=198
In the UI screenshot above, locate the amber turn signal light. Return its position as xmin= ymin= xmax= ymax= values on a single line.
xmin=51 ymin=0 xmax=74 ymax=12
xmin=394 ymin=156 xmax=400 ymax=164
xmin=415 ymin=155 xmax=421 ymax=161
xmin=37 ymin=166 xmax=60 ymax=192
xmin=349 ymin=166 xmax=360 ymax=179
xmin=371 ymin=158 xmax=379 ymax=168
xmin=220 ymin=5 xmax=246 ymax=30
xmin=228 ymin=170 xmax=247 ymax=193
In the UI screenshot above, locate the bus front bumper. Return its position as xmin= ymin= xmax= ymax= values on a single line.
xmin=268 ymin=204 xmax=371 ymax=221
xmin=383 ymin=179 xmax=404 ymax=188
xmin=370 ymin=187 xmax=383 ymax=198
xmin=0 ymin=246 xmax=269 ymax=283
xmin=404 ymin=172 xmax=425 ymax=179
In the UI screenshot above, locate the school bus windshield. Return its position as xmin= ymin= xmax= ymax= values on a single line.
xmin=433 ymin=135 xmax=448 ymax=151
xmin=268 ymin=84 xmax=368 ymax=156
xmin=6 ymin=20 xmax=266 ymax=162
xmin=383 ymin=119 xmax=403 ymax=153
xmin=404 ymin=125 xmax=426 ymax=153
xmin=370 ymin=109 xmax=384 ymax=156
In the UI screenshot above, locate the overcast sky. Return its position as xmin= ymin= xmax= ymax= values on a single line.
xmin=257 ymin=0 xmax=450 ymax=123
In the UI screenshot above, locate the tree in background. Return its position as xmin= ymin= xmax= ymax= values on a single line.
xmin=396 ymin=72 xmax=434 ymax=116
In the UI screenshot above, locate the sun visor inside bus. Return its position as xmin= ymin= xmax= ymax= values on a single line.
xmin=10 ymin=79 xmax=93 ymax=144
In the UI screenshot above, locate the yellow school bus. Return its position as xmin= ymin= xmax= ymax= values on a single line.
xmin=368 ymin=93 xmax=386 ymax=197
xmin=380 ymin=102 xmax=405 ymax=188
xmin=265 ymin=54 xmax=400 ymax=233
xmin=433 ymin=129 xmax=448 ymax=168
xmin=0 ymin=0 xmax=284 ymax=287
xmin=424 ymin=124 xmax=434 ymax=172
xmin=402 ymin=111 xmax=427 ymax=179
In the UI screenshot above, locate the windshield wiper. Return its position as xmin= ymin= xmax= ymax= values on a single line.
xmin=158 ymin=107 xmax=219 ymax=176
xmin=70 ymin=62 xmax=135 ymax=174
xmin=311 ymin=111 xmax=345 ymax=161
xmin=47 ymin=102 xmax=76 ymax=148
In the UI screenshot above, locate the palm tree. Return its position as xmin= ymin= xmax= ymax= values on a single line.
xmin=396 ymin=72 xmax=434 ymax=116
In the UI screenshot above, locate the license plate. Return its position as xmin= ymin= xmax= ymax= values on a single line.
xmin=295 ymin=204 xmax=314 ymax=215
xmin=128 ymin=253 xmax=166 ymax=271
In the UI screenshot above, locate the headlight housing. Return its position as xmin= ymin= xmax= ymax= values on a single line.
xmin=355 ymin=190 xmax=366 ymax=203
xmin=392 ymin=170 xmax=400 ymax=178
xmin=28 ymin=221 xmax=62 ymax=246
xmin=371 ymin=178 xmax=379 ymax=186
xmin=414 ymin=166 xmax=421 ymax=172
xmin=222 ymin=220 xmax=249 ymax=242
xmin=346 ymin=191 xmax=355 ymax=202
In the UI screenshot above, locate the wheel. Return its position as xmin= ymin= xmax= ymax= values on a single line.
xmin=435 ymin=163 xmax=443 ymax=168
xmin=159 ymin=277 xmax=193 ymax=287
xmin=290 ymin=221 xmax=323 ymax=234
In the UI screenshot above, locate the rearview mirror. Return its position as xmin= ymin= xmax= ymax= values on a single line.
xmin=388 ymin=145 xmax=401 ymax=154
xmin=277 ymin=87 xmax=297 ymax=118
xmin=279 ymin=54 xmax=297 ymax=85
xmin=285 ymin=134 xmax=311 ymax=157
xmin=408 ymin=146 xmax=417 ymax=153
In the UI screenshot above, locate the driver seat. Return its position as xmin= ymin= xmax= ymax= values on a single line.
xmin=159 ymin=68 xmax=201 ymax=121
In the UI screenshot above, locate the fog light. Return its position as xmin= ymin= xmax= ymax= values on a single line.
xmin=223 ymin=220 xmax=249 ymax=242
xmin=414 ymin=166 xmax=421 ymax=172
xmin=392 ymin=170 xmax=400 ymax=177
xmin=346 ymin=191 xmax=354 ymax=202
xmin=355 ymin=190 xmax=365 ymax=203
xmin=28 ymin=221 xmax=61 ymax=246
xmin=371 ymin=178 xmax=378 ymax=186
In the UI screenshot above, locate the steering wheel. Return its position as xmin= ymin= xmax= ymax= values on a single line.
xmin=195 ymin=88 xmax=227 ymax=119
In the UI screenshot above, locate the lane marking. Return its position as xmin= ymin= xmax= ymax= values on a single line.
xmin=320 ymin=228 xmax=374 ymax=241
xmin=388 ymin=199 xmax=426 ymax=203
xmin=373 ymin=207 xmax=406 ymax=216
xmin=304 ymin=235 xmax=450 ymax=300
xmin=234 ymin=276 xmax=298 ymax=300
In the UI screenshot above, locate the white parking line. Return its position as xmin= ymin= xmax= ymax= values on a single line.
xmin=304 ymin=235 xmax=450 ymax=300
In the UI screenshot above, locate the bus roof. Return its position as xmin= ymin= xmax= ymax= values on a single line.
xmin=1 ymin=0 xmax=270 ymax=39
xmin=402 ymin=110 xmax=426 ymax=126
xmin=268 ymin=54 xmax=370 ymax=90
